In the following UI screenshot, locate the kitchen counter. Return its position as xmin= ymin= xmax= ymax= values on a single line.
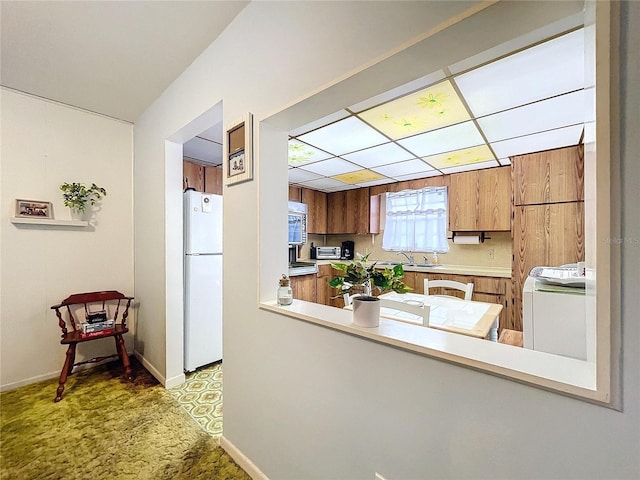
xmin=311 ymin=259 xmax=511 ymax=278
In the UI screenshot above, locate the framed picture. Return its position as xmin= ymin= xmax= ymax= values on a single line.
xmin=224 ymin=112 xmax=254 ymax=186
xmin=15 ymin=199 xmax=53 ymax=219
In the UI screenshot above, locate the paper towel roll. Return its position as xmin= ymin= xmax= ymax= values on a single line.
xmin=452 ymin=234 xmax=481 ymax=244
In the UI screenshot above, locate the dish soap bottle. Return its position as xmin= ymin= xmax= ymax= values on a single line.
xmin=432 ymin=251 xmax=438 ymax=265
xmin=277 ymin=274 xmax=293 ymax=306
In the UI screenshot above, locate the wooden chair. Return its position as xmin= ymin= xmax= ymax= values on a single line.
xmin=423 ymin=278 xmax=474 ymax=301
xmin=51 ymin=290 xmax=134 ymax=402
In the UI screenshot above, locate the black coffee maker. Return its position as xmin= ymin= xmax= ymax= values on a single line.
xmin=341 ymin=240 xmax=355 ymax=260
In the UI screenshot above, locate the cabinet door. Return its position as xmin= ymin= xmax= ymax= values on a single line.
xmin=512 ymin=145 xmax=584 ymax=206
xmin=449 ymin=166 xmax=511 ymax=231
xmin=302 ymin=188 xmax=327 ymax=234
xmin=290 ymin=274 xmax=317 ymax=302
xmin=204 ymin=166 xmax=222 ymax=195
xmin=327 ymin=191 xmax=347 ymax=233
xmin=183 ymin=161 xmax=204 ymax=192
xmin=316 ymin=264 xmax=342 ymax=307
xmin=289 ymin=186 xmax=302 ymax=202
xmin=511 ymin=202 xmax=585 ymax=330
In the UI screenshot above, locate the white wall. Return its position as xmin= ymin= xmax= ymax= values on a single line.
xmin=0 ymin=89 xmax=134 ymax=390
xmin=133 ymin=1 xmax=639 ymax=479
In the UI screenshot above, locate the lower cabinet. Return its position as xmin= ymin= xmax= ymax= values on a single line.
xmin=290 ymin=273 xmax=317 ymax=302
xmin=402 ymin=270 xmax=511 ymax=335
xmin=316 ymin=264 xmax=343 ymax=308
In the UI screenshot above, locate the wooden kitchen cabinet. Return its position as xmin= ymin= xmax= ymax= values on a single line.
xmin=511 ymin=201 xmax=584 ymax=331
xmin=204 ymin=166 xmax=222 ymax=195
xmin=290 ymin=273 xmax=317 ymax=303
xmin=183 ymin=160 xmax=205 ymax=191
xmin=302 ymin=188 xmax=327 ymax=234
xmin=289 ymin=186 xmax=302 ymax=202
xmin=327 ymin=188 xmax=370 ymax=234
xmin=316 ymin=264 xmax=342 ymax=308
xmin=448 ymin=166 xmax=511 ymax=231
xmin=512 ymin=145 xmax=584 ymax=206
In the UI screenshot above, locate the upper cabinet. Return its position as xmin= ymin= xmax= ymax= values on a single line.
xmin=512 ymin=145 xmax=584 ymax=205
xmin=327 ymin=188 xmax=371 ymax=234
xmin=204 ymin=166 xmax=222 ymax=195
xmin=301 ymin=188 xmax=327 ymax=234
xmin=448 ymin=166 xmax=511 ymax=231
xmin=183 ymin=160 xmax=222 ymax=195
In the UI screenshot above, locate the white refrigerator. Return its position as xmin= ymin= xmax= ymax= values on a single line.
xmin=184 ymin=190 xmax=223 ymax=372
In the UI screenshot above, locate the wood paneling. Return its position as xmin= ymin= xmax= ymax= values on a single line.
xmin=290 ymin=274 xmax=317 ymax=302
xmin=449 ymin=166 xmax=511 ymax=231
xmin=302 ymin=188 xmax=327 ymax=234
xmin=183 ymin=161 xmax=204 ymax=192
xmin=204 ymin=166 xmax=222 ymax=195
xmin=512 ymin=145 xmax=584 ymax=206
xmin=289 ymin=186 xmax=302 ymax=202
xmin=511 ymin=202 xmax=584 ymax=330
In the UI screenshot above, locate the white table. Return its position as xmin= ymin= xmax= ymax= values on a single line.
xmin=373 ymin=292 xmax=502 ymax=339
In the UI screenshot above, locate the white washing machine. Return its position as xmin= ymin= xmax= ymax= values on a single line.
xmin=522 ymin=276 xmax=593 ymax=361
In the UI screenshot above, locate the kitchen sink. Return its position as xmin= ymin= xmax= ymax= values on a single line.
xmin=375 ymin=261 xmax=439 ymax=268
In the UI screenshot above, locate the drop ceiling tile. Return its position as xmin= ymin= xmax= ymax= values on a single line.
xmin=348 ymin=70 xmax=446 ymax=112
xmin=288 ymin=140 xmax=333 ymax=166
xmin=183 ymin=137 xmax=222 ymax=165
xmin=299 ymin=177 xmax=350 ymax=191
xmin=397 ymin=121 xmax=485 ymax=157
xmin=289 ymin=110 xmax=351 ymax=137
xmin=341 ymin=142 xmax=414 ymax=168
xmin=288 ymin=168 xmax=323 ymax=183
xmin=358 ymin=80 xmax=471 ymax=140
xmin=372 ymin=158 xmax=434 ymax=178
xmin=498 ymin=157 xmax=512 ymax=166
xmin=355 ymin=178 xmax=398 ymax=188
xmin=393 ymin=170 xmax=444 ymax=182
xmin=477 ymin=90 xmax=585 ymax=142
xmin=423 ymin=144 xmax=495 ymax=169
xmin=332 ymin=169 xmax=387 ymax=185
xmin=197 ymin=121 xmax=223 ymax=142
xmin=455 ymin=29 xmax=584 ymax=117
xmin=490 ymin=124 xmax=583 ymax=158
xmin=301 ymin=157 xmax=360 ymax=177
xmin=296 ymin=116 xmax=388 ymax=155
xmin=440 ymin=160 xmax=499 ymax=174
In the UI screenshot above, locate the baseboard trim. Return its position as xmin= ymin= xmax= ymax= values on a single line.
xmin=220 ymin=436 xmax=269 ymax=480
xmin=1 ymin=370 xmax=59 ymax=392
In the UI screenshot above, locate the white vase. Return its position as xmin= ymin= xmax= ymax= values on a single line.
xmin=352 ymin=296 xmax=380 ymax=327
xmin=70 ymin=208 xmax=90 ymax=221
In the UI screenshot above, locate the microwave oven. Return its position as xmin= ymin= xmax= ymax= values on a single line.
xmin=288 ymin=201 xmax=307 ymax=246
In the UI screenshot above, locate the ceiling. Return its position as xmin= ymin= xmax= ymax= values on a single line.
xmin=288 ymin=28 xmax=587 ymax=193
xmin=0 ymin=1 xmax=248 ymax=123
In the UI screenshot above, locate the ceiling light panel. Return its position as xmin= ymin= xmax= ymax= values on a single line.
xmin=289 ymin=110 xmax=351 ymax=137
xmin=348 ymin=70 xmax=446 ymax=113
xmin=332 ymin=170 xmax=387 ymax=185
xmin=288 ymin=168 xmax=323 ymax=184
xmin=455 ymin=29 xmax=584 ymax=117
xmin=299 ymin=177 xmax=349 ymax=191
xmin=397 ymin=120 xmax=485 ymax=158
xmin=490 ymin=124 xmax=583 ymax=159
xmin=440 ymin=160 xmax=499 ymax=174
xmin=358 ymin=80 xmax=471 ymax=140
xmin=288 ymin=140 xmax=333 ymax=166
xmin=300 ymin=157 xmax=360 ymax=177
xmin=372 ymin=159 xmax=434 ymax=178
xmin=477 ymin=90 xmax=585 ymax=142
xmin=341 ymin=142 xmax=415 ymax=168
xmin=423 ymin=144 xmax=495 ymax=169
xmin=296 ymin=116 xmax=388 ymax=156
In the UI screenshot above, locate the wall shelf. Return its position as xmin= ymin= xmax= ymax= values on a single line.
xmin=10 ymin=217 xmax=88 ymax=227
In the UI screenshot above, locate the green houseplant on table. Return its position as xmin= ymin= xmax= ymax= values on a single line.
xmin=60 ymin=182 xmax=107 ymax=220
xmin=328 ymin=253 xmax=411 ymax=327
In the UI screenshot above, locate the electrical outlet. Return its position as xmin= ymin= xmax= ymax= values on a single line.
xmin=488 ymin=248 xmax=495 ymax=259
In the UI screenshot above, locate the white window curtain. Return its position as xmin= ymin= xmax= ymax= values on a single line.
xmin=382 ymin=187 xmax=449 ymax=253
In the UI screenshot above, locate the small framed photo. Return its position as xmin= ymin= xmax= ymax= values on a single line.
xmin=15 ymin=199 xmax=53 ymax=219
xmin=224 ymin=112 xmax=254 ymax=186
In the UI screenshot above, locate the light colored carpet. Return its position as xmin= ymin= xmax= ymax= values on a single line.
xmin=0 ymin=358 xmax=250 ymax=480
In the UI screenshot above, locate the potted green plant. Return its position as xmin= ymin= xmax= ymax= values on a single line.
xmin=60 ymin=182 xmax=107 ymax=220
xmin=328 ymin=252 xmax=411 ymax=327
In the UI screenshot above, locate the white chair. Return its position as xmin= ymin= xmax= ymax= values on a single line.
xmin=379 ymin=298 xmax=430 ymax=327
xmin=343 ymin=292 xmax=364 ymax=306
xmin=424 ymin=278 xmax=474 ymax=301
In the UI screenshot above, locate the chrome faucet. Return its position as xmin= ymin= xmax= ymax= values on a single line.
xmin=397 ymin=251 xmax=414 ymax=264
xmin=423 ymin=255 xmax=432 ymax=265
